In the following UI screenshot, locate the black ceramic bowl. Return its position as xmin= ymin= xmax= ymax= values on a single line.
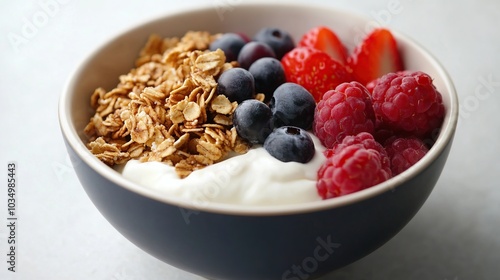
xmin=59 ymin=3 xmax=458 ymax=280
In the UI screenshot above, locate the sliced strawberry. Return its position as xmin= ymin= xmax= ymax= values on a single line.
xmin=298 ymin=26 xmax=348 ymax=64
xmin=281 ymin=47 xmax=352 ymax=102
xmin=347 ymin=28 xmax=404 ymax=85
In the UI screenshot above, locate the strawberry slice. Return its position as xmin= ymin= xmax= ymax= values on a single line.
xmin=298 ymin=26 xmax=348 ymax=64
xmin=281 ymin=47 xmax=352 ymax=102
xmin=347 ymin=28 xmax=404 ymax=85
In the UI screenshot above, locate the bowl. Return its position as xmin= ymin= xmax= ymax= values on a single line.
xmin=59 ymin=3 xmax=458 ymax=280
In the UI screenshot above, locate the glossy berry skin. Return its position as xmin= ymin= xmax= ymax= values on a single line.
xmin=248 ymin=57 xmax=286 ymax=103
xmin=298 ymin=26 xmax=348 ymax=64
xmin=314 ymin=82 xmax=376 ymax=149
xmin=233 ymin=99 xmax=273 ymax=144
xmin=269 ymin=82 xmax=316 ymax=130
xmin=209 ymin=33 xmax=247 ymax=62
xmin=317 ymin=132 xmax=391 ymax=199
xmin=264 ymin=126 xmax=315 ymax=163
xmin=346 ymin=28 xmax=404 ymax=85
xmin=324 ymin=131 xmax=389 ymax=162
xmin=253 ymin=27 xmax=295 ymax=60
xmin=365 ymin=70 xmax=411 ymax=94
xmin=236 ymin=32 xmax=251 ymax=43
xmin=371 ymin=71 xmax=445 ymax=138
xmin=216 ymin=68 xmax=255 ymax=103
xmin=237 ymin=41 xmax=276 ymax=69
xmin=384 ymin=136 xmax=429 ymax=175
xmin=281 ymin=47 xmax=352 ymax=102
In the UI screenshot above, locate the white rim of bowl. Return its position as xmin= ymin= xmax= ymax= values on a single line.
xmin=59 ymin=2 xmax=459 ymax=216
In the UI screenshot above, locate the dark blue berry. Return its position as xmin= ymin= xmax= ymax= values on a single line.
xmin=237 ymin=41 xmax=276 ymax=69
xmin=217 ymin=68 xmax=255 ymax=103
xmin=233 ymin=100 xmax=273 ymax=144
xmin=269 ymin=83 xmax=316 ymax=130
xmin=264 ymin=126 xmax=315 ymax=163
xmin=209 ymin=33 xmax=246 ymax=62
xmin=248 ymin=57 xmax=286 ymax=103
xmin=253 ymin=27 xmax=295 ymax=60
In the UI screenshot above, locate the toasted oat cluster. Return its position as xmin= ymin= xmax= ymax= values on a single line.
xmin=84 ymin=31 xmax=251 ymax=178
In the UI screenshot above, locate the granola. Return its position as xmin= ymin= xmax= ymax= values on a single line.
xmin=84 ymin=31 xmax=251 ymax=178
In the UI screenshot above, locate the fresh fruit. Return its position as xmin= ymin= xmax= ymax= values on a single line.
xmin=365 ymin=70 xmax=411 ymax=94
xmin=248 ymin=57 xmax=286 ymax=102
xmin=313 ymin=82 xmax=376 ymax=149
xmin=264 ymin=126 xmax=315 ymax=163
xmin=209 ymin=33 xmax=247 ymax=62
xmin=237 ymin=41 xmax=276 ymax=69
xmin=333 ymin=131 xmax=390 ymax=160
xmin=372 ymin=125 xmax=397 ymax=145
xmin=298 ymin=26 xmax=348 ymax=64
xmin=236 ymin=32 xmax=251 ymax=43
xmin=281 ymin=47 xmax=352 ymax=102
xmin=384 ymin=136 xmax=429 ymax=176
xmin=233 ymin=99 xmax=273 ymax=144
xmin=253 ymin=27 xmax=295 ymax=60
xmin=365 ymin=78 xmax=378 ymax=94
xmin=269 ymin=82 xmax=316 ymax=130
xmin=346 ymin=28 xmax=404 ymax=85
xmin=216 ymin=68 xmax=255 ymax=103
xmin=371 ymin=71 xmax=445 ymax=137
xmin=317 ymin=132 xmax=391 ymax=199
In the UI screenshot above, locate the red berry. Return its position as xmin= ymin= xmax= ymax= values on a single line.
xmin=371 ymin=71 xmax=445 ymax=137
xmin=317 ymin=132 xmax=392 ymax=199
xmin=365 ymin=78 xmax=378 ymax=94
xmin=372 ymin=125 xmax=397 ymax=144
xmin=298 ymin=26 xmax=348 ymax=64
xmin=347 ymin=28 xmax=404 ymax=85
xmin=336 ymin=131 xmax=389 ymax=156
xmin=365 ymin=70 xmax=411 ymax=94
xmin=281 ymin=47 xmax=352 ymax=102
xmin=385 ymin=137 xmax=429 ymax=175
xmin=313 ymin=82 xmax=376 ymax=148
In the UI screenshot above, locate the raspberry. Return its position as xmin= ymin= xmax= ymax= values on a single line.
xmin=335 ymin=132 xmax=390 ymax=156
xmin=365 ymin=71 xmax=411 ymax=94
xmin=385 ymin=137 xmax=429 ymax=175
xmin=371 ymin=71 xmax=445 ymax=138
xmin=313 ymin=82 xmax=376 ymax=149
xmin=317 ymin=133 xmax=392 ymax=199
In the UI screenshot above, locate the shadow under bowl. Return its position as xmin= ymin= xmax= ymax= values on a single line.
xmin=59 ymin=3 xmax=458 ymax=280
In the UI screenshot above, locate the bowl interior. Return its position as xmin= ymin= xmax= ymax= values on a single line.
xmin=59 ymin=2 xmax=458 ymax=215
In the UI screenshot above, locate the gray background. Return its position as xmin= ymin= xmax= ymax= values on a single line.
xmin=1 ymin=0 xmax=499 ymax=279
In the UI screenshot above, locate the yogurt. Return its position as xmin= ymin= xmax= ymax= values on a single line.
xmin=120 ymin=134 xmax=326 ymax=206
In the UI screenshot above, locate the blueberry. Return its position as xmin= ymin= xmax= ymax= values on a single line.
xmin=248 ymin=57 xmax=286 ymax=103
xmin=253 ymin=27 xmax=295 ymax=60
xmin=264 ymin=126 xmax=315 ymax=163
xmin=233 ymin=100 xmax=273 ymax=144
xmin=269 ymin=83 xmax=316 ymax=130
xmin=209 ymin=33 xmax=247 ymax=62
xmin=237 ymin=41 xmax=276 ymax=69
xmin=217 ymin=68 xmax=255 ymax=103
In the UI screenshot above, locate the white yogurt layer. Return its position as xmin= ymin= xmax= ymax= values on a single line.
xmin=120 ymin=134 xmax=326 ymax=206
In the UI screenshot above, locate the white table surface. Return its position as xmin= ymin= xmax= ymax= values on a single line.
xmin=1 ymin=0 xmax=499 ymax=279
